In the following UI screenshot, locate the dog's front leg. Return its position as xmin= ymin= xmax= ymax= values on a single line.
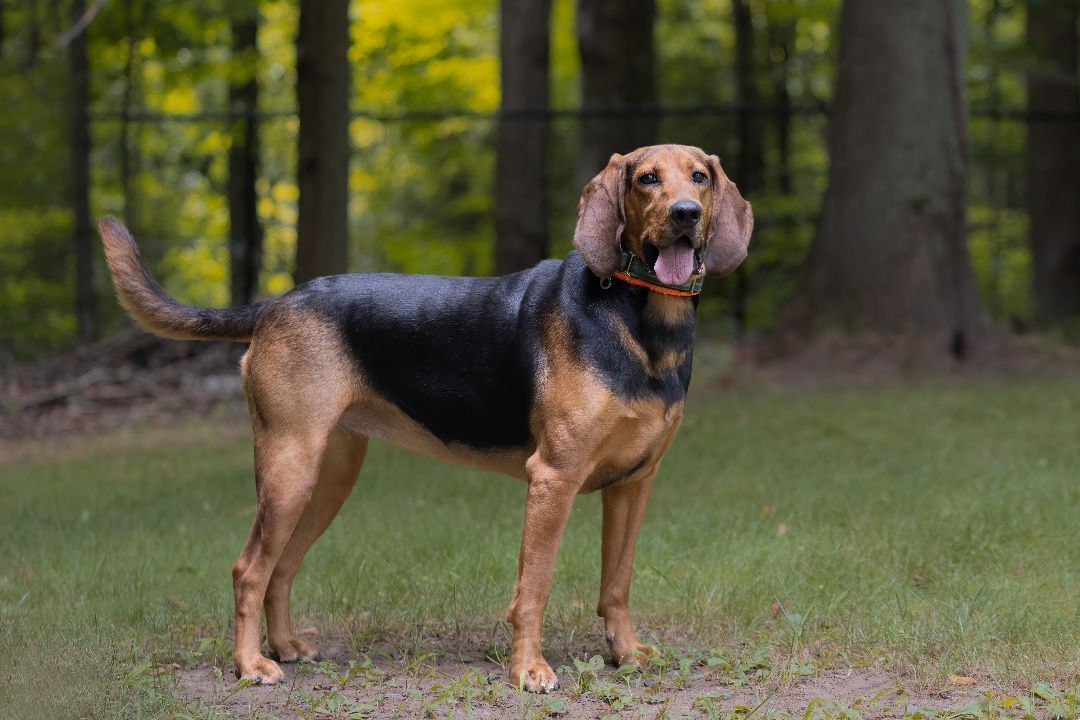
xmin=506 ymin=454 xmax=580 ymax=692
xmin=598 ymin=470 xmax=660 ymax=667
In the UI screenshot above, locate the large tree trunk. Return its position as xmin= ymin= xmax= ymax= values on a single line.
xmin=784 ymin=0 xmax=985 ymax=356
xmin=294 ymin=0 xmax=350 ymax=283
xmin=576 ymin=0 xmax=656 ymax=188
xmin=228 ymin=13 xmax=263 ymax=306
xmin=1027 ymin=0 xmax=1080 ymax=322
xmin=69 ymin=0 xmax=96 ymax=345
xmin=494 ymin=0 xmax=551 ymax=274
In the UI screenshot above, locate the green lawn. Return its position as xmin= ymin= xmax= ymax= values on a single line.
xmin=1 ymin=377 xmax=1078 ymax=718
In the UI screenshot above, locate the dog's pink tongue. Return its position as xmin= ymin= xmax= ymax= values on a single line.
xmin=654 ymin=243 xmax=695 ymax=285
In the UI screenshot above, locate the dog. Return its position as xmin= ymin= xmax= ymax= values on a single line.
xmin=98 ymin=143 xmax=752 ymax=693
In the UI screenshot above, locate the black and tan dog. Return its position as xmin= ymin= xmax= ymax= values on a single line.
xmin=99 ymin=144 xmax=752 ymax=692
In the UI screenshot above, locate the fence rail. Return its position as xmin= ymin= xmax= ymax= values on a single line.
xmin=86 ymin=103 xmax=1080 ymax=124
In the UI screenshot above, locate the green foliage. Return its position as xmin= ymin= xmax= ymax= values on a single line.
xmin=0 ymin=0 xmax=1053 ymax=357
xmin=0 ymin=208 xmax=76 ymax=359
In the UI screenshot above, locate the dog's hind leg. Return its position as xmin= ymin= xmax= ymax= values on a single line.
xmin=231 ymin=426 xmax=331 ymax=684
xmin=264 ymin=428 xmax=367 ymax=664
xmin=598 ymin=470 xmax=660 ymax=667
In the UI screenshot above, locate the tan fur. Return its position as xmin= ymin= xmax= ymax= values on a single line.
xmin=98 ymin=217 xmax=261 ymax=340
xmin=622 ymin=146 xmax=716 ymax=261
xmin=645 ymin=289 xmax=697 ymax=326
xmin=609 ymin=302 xmax=693 ymax=379
xmin=497 ymin=312 xmax=684 ymax=688
xmin=231 ymin=310 xmax=361 ymax=682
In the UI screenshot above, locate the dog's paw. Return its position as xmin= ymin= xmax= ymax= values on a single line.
xmin=236 ymin=655 xmax=285 ymax=685
xmin=268 ymin=636 xmax=322 ymax=664
xmin=610 ymin=642 xmax=660 ymax=668
xmin=509 ymin=660 xmax=560 ymax=693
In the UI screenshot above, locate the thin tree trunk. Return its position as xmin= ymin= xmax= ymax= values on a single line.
xmin=766 ymin=12 xmax=795 ymax=195
xmin=294 ymin=0 xmax=350 ymax=283
xmin=984 ymin=0 xmax=1004 ymax=318
xmin=576 ymin=0 xmax=656 ymax=189
xmin=229 ymin=14 xmax=262 ymax=305
xmin=69 ymin=0 xmax=95 ymax=345
xmin=783 ymin=0 xmax=985 ymax=356
xmin=731 ymin=0 xmax=764 ymax=334
xmin=1027 ymin=0 xmax=1080 ymax=321
xmin=26 ymin=0 xmax=40 ymax=67
xmin=733 ymin=0 xmax=763 ymax=195
xmin=494 ymin=0 xmax=550 ymax=274
xmin=120 ymin=0 xmax=140 ymax=247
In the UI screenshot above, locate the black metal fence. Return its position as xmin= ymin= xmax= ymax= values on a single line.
xmin=84 ymin=102 xmax=1078 ymax=331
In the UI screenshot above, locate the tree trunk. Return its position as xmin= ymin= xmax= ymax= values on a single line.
xmin=120 ymin=0 xmax=141 ymax=252
xmin=730 ymin=0 xmax=764 ymax=334
xmin=1027 ymin=0 xmax=1080 ymax=322
xmin=229 ymin=13 xmax=263 ymax=306
xmin=576 ymin=0 xmax=656 ymax=188
xmin=69 ymin=0 xmax=96 ymax=345
xmin=784 ymin=0 xmax=985 ymax=356
xmin=733 ymin=0 xmax=763 ymax=195
xmin=494 ymin=0 xmax=551 ymax=274
xmin=766 ymin=11 xmax=795 ymax=195
xmin=26 ymin=0 xmax=40 ymax=68
xmin=294 ymin=0 xmax=350 ymax=284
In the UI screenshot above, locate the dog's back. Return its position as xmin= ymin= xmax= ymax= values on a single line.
xmin=266 ymin=261 xmax=566 ymax=452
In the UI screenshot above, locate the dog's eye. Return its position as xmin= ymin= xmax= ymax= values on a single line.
xmin=638 ymin=172 xmax=659 ymax=185
xmin=691 ymin=171 xmax=708 ymax=184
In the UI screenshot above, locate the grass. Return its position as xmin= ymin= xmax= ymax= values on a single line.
xmin=1 ymin=374 xmax=1079 ymax=718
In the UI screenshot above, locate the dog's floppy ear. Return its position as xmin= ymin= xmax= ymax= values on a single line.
xmin=573 ymin=153 xmax=627 ymax=277
xmin=703 ymin=154 xmax=753 ymax=277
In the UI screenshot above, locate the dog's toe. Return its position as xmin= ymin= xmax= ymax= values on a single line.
xmin=238 ymin=655 xmax=285 ymax=685
xmin=510 ymin=660 xmax=560 ymax=693
xmin=268 ymin=637 xmax=321 ymax=664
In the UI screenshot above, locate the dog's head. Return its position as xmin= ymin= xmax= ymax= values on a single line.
xmin=572 ymin=144 xmax=753 ymax=284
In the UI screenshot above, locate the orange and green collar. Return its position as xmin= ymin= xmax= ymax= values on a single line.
xmin=606 ymin=250 xmax=704 ymax=297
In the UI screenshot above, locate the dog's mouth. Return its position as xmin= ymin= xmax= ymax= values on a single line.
xmin=647 ymin=235 xmax=698 ymax=285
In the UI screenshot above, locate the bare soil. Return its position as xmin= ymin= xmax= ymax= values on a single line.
xmin=174 ymin=633 xmax=990 ymax=719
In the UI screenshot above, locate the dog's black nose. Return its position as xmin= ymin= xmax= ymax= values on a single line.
xmin=669 ymin=200 xmax=702 ymax=225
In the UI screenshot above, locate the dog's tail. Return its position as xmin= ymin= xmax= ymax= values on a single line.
xmin=98 ymin=216 xmax=267 ymax=341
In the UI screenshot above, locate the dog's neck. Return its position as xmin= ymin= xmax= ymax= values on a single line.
xmin=642 ymin=292 xmax=696 ymax=330
xmin=600 ymin=282 xmax=697 ymax=385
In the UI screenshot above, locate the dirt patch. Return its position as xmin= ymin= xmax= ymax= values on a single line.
xmin=173 ymin=633 xmax=995 ymax=719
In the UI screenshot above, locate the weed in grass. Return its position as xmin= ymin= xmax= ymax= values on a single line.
xmin=557 ymin=654 xmax=606 ymax=696
xmin=181 ymin=633 xmax=232 ymax=669
xmin=485 ymin=641 xmax=511 ymax=668
xmin=316 ymin=655 xmax=386 ymax=688
xmin=412 ymin=668 xmax=512 ymax=717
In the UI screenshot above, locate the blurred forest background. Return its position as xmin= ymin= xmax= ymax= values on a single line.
xmin=0 ymin=0 xmax=1078 ymax=365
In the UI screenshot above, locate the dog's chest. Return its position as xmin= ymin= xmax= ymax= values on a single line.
xmin=579 ymin=399 xmax=684 ymax=493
